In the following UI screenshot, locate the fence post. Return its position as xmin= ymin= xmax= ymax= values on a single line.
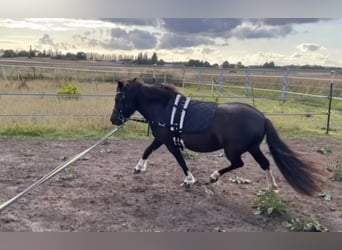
xmin=245 ymin=68 xmax=252 ymax=95
xmin=219 ymin=67 xmax=224 ymax=91
xmin=326 ymin=71 xmax=335 ymax=134
xmin=152 ymin=64 xmax=156 ymax=84
xmin=282 ymin=68 xmax=290 ymax=102
xmin=197 ymin=67 xmax=202 ymax=90
xmin=182 ymin=67 xmax=186 ymax=89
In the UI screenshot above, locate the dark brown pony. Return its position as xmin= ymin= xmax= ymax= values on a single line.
xmin=110 ymin=78 xmax=324 ymax=196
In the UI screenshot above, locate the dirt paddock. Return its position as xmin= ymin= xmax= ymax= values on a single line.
xmin=0 ymin=137 xmax=341 ymax=232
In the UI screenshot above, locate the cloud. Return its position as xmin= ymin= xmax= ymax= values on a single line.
xmin=159 ymin=33 xmax=214 ymax=49
xmin=262 ymin=18 xmax=322 ymax=26
xmin=231 ymin=21 xmax=292 ymax=39
xmin=109 ymin=28 xmax=157 ymax=50
xmin=102 ymin=18 xmax=159 ymax=27
xmin=39 ymin=34 xmax=54 ymax=45
xmin=202 ymin=47 xmax=215 ymax=54
xmin=0 ymin=18 xmax=116 ymax=31
xmin=297 ymin=43 xmax=325 ymax=52
xmin=162 ymin=18 xmax=242 ymax=35
xmin=73 ymin=28 xmax=157 ymax=50
xmin=38 ymin=34 xmax=70 ymax=51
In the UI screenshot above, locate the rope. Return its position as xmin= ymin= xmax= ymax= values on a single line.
xmin=0 ymin=125 xmax=124 ymax=213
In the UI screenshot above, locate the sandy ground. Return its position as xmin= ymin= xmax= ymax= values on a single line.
xmin=0 ymin=137 xmax=341 ymax=232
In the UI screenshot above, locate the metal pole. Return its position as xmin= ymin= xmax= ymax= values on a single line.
xmin=182 ymin=68 xmax=186 ymax=89
xmin=282 ymin=68 xmax=290 ymax=102
xmin=0 ymin=126 xmax=123 ymax=213
xmin=197 ymin=67 xmax=202 ymax=90
xmin=219 ymin=67 xmax=224 ymax=92
xmin=326 ymin=76 xmax=334 ymax=134
xmin=245 ymin=68 xmax=251 ymax=96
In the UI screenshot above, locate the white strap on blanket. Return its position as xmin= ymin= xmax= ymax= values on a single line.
xmin=170 ymin=94 xmax=181 ymax=131
xmin=179 ymin=97 xmax=191 ymax=131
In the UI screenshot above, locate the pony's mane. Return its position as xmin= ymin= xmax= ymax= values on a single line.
xmin=130 ymin=78 xmax=180 ymax=105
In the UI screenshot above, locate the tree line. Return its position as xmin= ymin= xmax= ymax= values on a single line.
xmin=0 ymin=48 xmax=334 ymax=70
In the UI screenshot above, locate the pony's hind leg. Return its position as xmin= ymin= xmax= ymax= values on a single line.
xmin=248 ymin=146 xmax=279 ymax=191
xmin=134 ymin=139 xmax=162 ymax=173
xmin=210 ymin=149 xmax=244 ymax=183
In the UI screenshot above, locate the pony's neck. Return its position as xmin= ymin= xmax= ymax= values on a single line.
xmin=136 ymin=84 xmax=176 ymax=122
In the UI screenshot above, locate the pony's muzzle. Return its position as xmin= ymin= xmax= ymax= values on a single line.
xmin=110 ymin=115 xmax=126 ymax=126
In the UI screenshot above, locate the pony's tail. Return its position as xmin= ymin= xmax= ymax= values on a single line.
xmin=265 ymin=118 xmax=324 ymax=196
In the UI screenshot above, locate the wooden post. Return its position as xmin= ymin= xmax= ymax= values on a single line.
xmin=326 ymin=71 xmax=335 ymax=134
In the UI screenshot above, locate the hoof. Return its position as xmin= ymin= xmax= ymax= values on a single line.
xmin=134 ymin=169 xmax=142 ymax=174
xmin=210 ymin=176 xmax=219 ymax=183
xmin=266 ymin=186 xmax=280 ymax=193
xmin=181 ymin=182 xmax=193 ymax=191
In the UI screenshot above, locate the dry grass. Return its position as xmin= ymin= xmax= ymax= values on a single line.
xmin=0 ymin=65 xmax=342 ymax=138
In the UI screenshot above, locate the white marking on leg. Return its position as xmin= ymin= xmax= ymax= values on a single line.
xmin=210 ymin=170 xmax=220 ymax=181
xmin=183 ymin=171 xmax=196 ymax=185
xmin=134 ymin=159 xmax=147 ymax=172
xmin=266 ymin=170 xmax=279 ymax=192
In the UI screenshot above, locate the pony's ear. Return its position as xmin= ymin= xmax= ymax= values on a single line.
xmin=117 ymin=81 xmax=124 ymax=89
xmin=132 ymin=77 xmax=144 ymax=83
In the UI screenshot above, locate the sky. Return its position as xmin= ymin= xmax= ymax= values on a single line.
xmin=1 ymin=18 xmax=342 ymax=67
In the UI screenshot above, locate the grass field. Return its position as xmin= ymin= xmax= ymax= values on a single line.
xmin=0 ymin=61 xmax=341 ymax=140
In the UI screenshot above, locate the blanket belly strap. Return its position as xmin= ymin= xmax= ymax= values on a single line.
xmin=169 ymin=94 xmax=190 ymax=150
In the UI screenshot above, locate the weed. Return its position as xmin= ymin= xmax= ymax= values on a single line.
xmin=182 ymin=148 xmax=199 ymax=160
xmin=141 ymin=227 xmax=161 ymax=232
xmin=284 ymin=217 xmax=328 ymax=232
xmin=330 ymin=161 xmax=342 ymax=181
xmin=252 ymin=189 xmax=287 ymax=216
xmin=317 ymin=192 xmax=333 ymax=201
xmin=211 ymin=226 xmax=226 ymax=232
xmin=228 ymin=175 xmax=251 ymax=184
xmin=56 ymin=168 xmax=77 ymax=182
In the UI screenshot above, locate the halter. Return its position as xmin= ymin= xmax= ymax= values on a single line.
xmin=115 ymin=91 xmax=127 ymax=124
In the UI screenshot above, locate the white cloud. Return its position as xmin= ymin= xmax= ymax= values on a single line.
xmin=296 ymin=43 xmax=325 ymax=52
xmin=0 ymin=18 xmax=116 ymax=31
xmin=231 ymin=21 xmax=292 ymax=40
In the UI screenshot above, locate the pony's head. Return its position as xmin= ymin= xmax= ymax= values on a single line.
xmin=110 ymin=78 xmax=141 ymax=125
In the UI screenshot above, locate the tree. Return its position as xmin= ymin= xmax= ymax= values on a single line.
xmin=263 ymin=61 xmax=275 ymax=68
xmin=151 ymin=52 xmax=158 ymax=65
xmin=236 ymin=61 xmax=244 ymax=68
xmin=2 ymin=49 xmax=17 ymax=58
xmin=17 ymin=50 xmax=29 ymax=57
xmin=76 ymin=51 xmax=87 ymax=60
xmin=222 ymin=60 xmax=229 ymax=68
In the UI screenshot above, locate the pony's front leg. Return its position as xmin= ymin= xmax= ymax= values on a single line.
xmin=165 ymin=143 xmax=196 ymax=188
xmin=134 ymin=139 xmax=162 ymax=174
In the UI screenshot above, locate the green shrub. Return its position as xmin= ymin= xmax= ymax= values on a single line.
xmin=57 ymin=84 xmax=81 ymax=99
xmin=252 ymin=189 xmax=287 ymax=216
xmin=284 ymin=218 xmax=328 ymax=232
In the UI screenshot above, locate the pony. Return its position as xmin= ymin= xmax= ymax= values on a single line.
xmin=110 ymin=78 xmax=324 ymax=196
